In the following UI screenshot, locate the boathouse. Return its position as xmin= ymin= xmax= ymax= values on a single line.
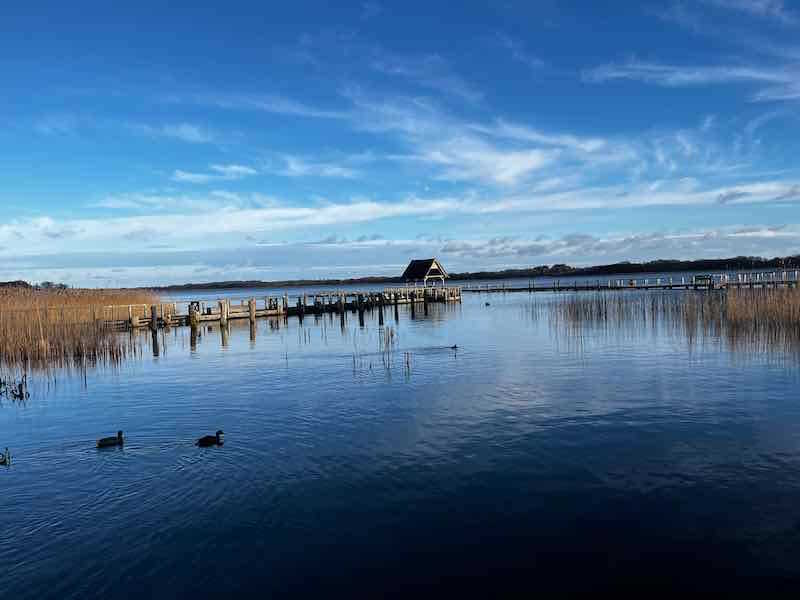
xmin=402 ymin=258 xmax=448 ymax=286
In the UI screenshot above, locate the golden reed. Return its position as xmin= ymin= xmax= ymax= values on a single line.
xmin=0 ymin=287 xmax=160 ymax=372
xmin=549 ymin=287 xmax=800 ymax=357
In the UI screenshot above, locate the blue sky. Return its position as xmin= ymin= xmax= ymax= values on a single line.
xmin=2 ymin=0 xmax=800 ymax=286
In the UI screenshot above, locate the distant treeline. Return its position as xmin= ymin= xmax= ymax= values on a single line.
xmin=449 ymin=255 xmax=800 ymax=281
xmin=0 ymin=281 xmax=69 ymax=290
xmin=151 ymin=254 xmax=800 ymax=291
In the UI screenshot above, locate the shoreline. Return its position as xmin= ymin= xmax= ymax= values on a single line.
xmin=147 ymin=255 xmax=799 ymax=292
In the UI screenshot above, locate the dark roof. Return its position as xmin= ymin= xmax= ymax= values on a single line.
xmin=402 ymin=258 xmax=448 ymax=281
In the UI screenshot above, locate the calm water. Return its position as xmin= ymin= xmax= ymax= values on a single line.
xmin=3 ymin=291 xmax=800 ymax=595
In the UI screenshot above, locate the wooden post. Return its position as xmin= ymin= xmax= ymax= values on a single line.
xmin=130 ymin=305 xmax=140 ymax=329
xmin=248 ymin=298 xmax=256 ymax=324
xmin=150 ymin=305 xmax=158 ymax=332
xmin=219 ymin=300 xmax=228 ymax=327
xmin=189 ymin=302 xmax=200 ymax=328
xmin=220 ymin=321 xmax=229 ymax=347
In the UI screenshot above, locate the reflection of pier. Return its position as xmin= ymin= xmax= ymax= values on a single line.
xmin=103 ymin=286 xmax=463 ymax=331
xmin=463 ymin=271 xmax=800 ymax=294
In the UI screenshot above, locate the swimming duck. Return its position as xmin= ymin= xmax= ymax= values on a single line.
xmin=196 ymin=430 xmax=224 ymax=447
xmin=97 ymin=431 xmax=124 ymax=448
xmin=485 ymin=302 xmax=491 ymax=306
xmin=450 ymin=344 xmax=459 ymax=350
xmin=0 ymin=448 xmax=9 ymax=466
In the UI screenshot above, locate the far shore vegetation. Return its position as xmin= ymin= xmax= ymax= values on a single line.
xmin=141 ymin=253 xmax=800 ymax=292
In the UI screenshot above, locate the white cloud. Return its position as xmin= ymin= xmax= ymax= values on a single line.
xmin=171 ymin=164 xmax=257 ymax=184
xmin=439 ymin=226 xmax=800 ymax=264
xmin=407 ymin=136 xmax=555 ymax=185
xmin=8 ymin=178 xmax=798 ymax=251
xmin=273 ymin=156 xmax=360 ymax=179
xmin=193 ymin=93 xmax=350 ymax=120
xmin=473 ymin=119 xmax=606 ymax=153
xmin=584 ymin=59 xmax=791 ymax=87
xmin=136 ymin=123 xmax=216 ymax=143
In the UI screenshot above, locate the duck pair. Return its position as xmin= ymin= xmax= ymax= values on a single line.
xmin=96 ymin=430 xmax=224 ymax=448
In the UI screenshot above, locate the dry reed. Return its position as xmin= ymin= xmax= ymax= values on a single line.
xmin=549 ymin=288 xmax=800 ymax=357
xmin=0 ymin=287 xmax=160 ymax=372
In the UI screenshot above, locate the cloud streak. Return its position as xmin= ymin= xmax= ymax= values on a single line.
xmin=703 ymin=0 xmax=798 ymax=25
xmin=584 ymin=59 xmax=791 ymax=87
xmin=171 ymin=164 xmax=258 ymax=184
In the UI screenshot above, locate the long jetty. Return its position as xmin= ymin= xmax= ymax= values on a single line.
xmin=102 ymin=286 xmax=463 ymax=331
xmin=463 ymin=270 xmax=800 ymax=294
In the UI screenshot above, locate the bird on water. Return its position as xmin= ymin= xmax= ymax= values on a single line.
xmin=196 ymin=430 xmax=224 ymax=447
xmin=97 ymin=431 xmax=124 ymax=448
xmin=0 ymin=448 xmax=10 ymax=466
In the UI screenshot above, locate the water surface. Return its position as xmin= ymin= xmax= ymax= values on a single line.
xmin=2 ymin=291 xmax=800 ymax=595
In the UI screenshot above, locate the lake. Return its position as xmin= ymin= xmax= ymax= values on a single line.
xmin=2 ymin=288 xmax=800 ymax=595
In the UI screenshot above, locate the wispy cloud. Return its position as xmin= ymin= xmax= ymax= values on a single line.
xmin=34 ymin=114 xmax=79 ymax=136
xmin=132 ymin=122 xmax=216 ymax=144
xmin=171 ymin=164 xmax=257 ymax=184
xmin=191 ymin=93 xmax=351 ymax=120
xmin=584 ymin=59 xmax=790 ymax=87
xmin=473 ymin=119 xmax=606 ymax=153
xmin=404 ymin=136 xmax=555 ymax=185
xmin=271 ymin=155 xmax=360 ymax=179
xmin=584 ymin=58 xmax=800 ymax=104
xmin=703 ymin=0 xmax=798 ymax=25
xmin=370 ymin=52 xmax=483 ymax=104
xmin=495 ymin=33 xmax=545 ymax=70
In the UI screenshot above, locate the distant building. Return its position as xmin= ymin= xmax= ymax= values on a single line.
xmin=402 ymin=258 xmax=448 ymax=286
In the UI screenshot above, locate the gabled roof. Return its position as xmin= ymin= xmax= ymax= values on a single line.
xmin=402 ymin=258 xmax=448 ymax=281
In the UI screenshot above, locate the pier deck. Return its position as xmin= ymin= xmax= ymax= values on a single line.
xmin=101 ymin=286 xmax=463 ymax=331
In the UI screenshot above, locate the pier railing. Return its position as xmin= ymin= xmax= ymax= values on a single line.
xmin=462 ymin=270 xmax=800 ymax=293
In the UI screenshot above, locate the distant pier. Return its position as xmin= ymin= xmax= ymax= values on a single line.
xmin=463 ymin=270 xmax=800 ymax=294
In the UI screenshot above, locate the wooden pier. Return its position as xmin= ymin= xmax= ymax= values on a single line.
xmin=101 ymin=286 xmax=463 ymax=331
xmin=463 ymin=270 xmax=800 ymax=294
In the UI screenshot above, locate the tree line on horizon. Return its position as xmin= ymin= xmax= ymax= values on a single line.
xmin=153 ymin=254 xmax=800 ymax=291
xmin=1 ymin=255 xmax=797 ymax=291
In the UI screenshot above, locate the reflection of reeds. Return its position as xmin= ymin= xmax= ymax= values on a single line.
xmin=548 ymin=289 xmax=800 ymax=357
xmin=0 ymin=287 xmax=159 ymax=372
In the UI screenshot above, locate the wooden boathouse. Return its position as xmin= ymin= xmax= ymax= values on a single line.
xmin=401 ymin=258 xmax=449 ymax=286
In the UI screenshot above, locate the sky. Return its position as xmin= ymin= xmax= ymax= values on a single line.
xmin=2 ymin=0 xmax=800 ymax=286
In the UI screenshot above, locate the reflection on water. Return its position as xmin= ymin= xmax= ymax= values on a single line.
xmin=2 ymin=292 xmax=800 ymax=596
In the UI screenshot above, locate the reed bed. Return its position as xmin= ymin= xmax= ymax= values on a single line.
xmin=0 ymin=287 xmax=160 ymax=372
xmin=548 ymin=288 xmax=800 ymax=357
